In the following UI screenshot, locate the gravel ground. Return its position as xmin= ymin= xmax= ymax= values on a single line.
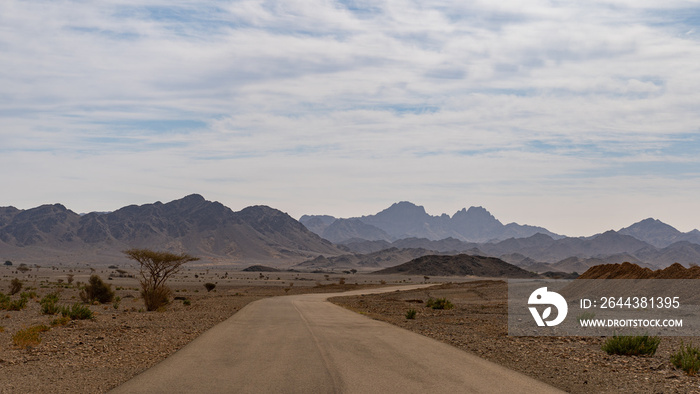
xmin=330 ymin=280 xmax=700 ymax=394
xmin=0 ymin=269 xmax=385 ymax=394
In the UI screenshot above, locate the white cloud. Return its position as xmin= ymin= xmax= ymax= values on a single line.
xmin=1 ymin=0 xmax=700 ymax=235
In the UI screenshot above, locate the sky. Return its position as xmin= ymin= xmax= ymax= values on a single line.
xmin=1 ymin=0 xmax=699 ymax=237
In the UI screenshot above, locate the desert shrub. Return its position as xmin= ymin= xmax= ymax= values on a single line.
xmin=40 ymin=293 xmax=61 ymax=315
xmin=7 ymin=295 xmax=28 ymax=311
xmin=141 ymin=285 xmax=172 ymax=312
xmin=50 ymin=316 xmax=71 ymax=327
xmin=0 ymin=292 xmax=9 ymax=310
xmin=426 ymin=298 xmax=454 ymax=310
xmin=113 ymin=296 xmax=121 ymax=310
xmin=0 ymin=326 xmax=4 ymax=332
xmin=602 ymin=334 xmax=660 ymax=356
xmin=79 ymin=275 xmax=114 ymax=304
xmin=671 ymin=342 xmax=700 ymax=376
xmin=405 ymin=309 xmax=417 ymax=319
xmin=204 ymin=283 xmax=216 ymax=292
xmin=183 ymin=299 xmax=191 ymax=306
xmin=12 ymin=325 xmax=49 ymax=348
xmin=60 ymin=303 xmax=94 ymax=320
xmin=9 ymin=278 xmax=22 ymax=295
xmin=20 ymin=291 xmax=37 ymax=300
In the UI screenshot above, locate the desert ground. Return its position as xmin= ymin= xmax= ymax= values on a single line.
xmin=331 ymin=281 xmax=700 ymax=393
xmin=0 ymin=263 xmax=450 ymax=393
xmin=2 ymin=263 xmax=699 ymax=393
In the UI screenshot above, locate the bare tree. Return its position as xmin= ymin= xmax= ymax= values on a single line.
xmin=123 ymin=249 xmax=199 ymax=311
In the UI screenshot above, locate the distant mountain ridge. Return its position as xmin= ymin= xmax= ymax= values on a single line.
xmin=618 ymin=218 xmax=700 ymax=248
xmin=0 ymin=194 xmax=343 ymax=265
xmin=301 ymin=204 xmax=700 ymax=270
xmin=3 ymin=196 xmax=700 ymax=271
xmin=301 ymin=201 xmax=560 ymax=243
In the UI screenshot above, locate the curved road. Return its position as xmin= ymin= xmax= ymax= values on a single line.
xmin=112 ymin=285 xmax=563 ymax=393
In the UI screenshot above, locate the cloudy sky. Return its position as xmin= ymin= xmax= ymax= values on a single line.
xmin=2 ymin=0 xmax=699 ymax=236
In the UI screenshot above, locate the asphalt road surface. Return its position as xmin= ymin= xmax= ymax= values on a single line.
xmin=112 ymin=285 xmax=563 ymax=393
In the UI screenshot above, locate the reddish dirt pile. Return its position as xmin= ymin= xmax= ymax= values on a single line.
xmin=579 ymin=262 xmax=700 ymax=279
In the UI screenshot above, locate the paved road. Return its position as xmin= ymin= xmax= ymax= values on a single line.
xmin=112 ymin=285 xmax=563 ymax=393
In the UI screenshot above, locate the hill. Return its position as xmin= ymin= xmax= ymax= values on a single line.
xmin=372 ymin=254 xmax=538 ymax=278
xmin=578 ymin=262 xmax=700 ymax=279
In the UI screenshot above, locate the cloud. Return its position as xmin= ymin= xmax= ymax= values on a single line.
xmin=1 ymin=0 xmax=700 ymax=235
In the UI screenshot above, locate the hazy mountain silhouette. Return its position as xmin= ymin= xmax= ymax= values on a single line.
xmin=618 ymin=218 xmax=700 ymax=248
xmin=301 ymin=201 xmax=560 ymax=243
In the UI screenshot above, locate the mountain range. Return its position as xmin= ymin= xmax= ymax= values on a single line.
xmin=301 ymin=202 xmax=700 ymax=270
xmin=1 ymin=195 xmax=699 ymax=271
xmin=0 ymin=194 xmax=342 ymax=266
xmin=301 ymin=202 xmax=560 ymax=243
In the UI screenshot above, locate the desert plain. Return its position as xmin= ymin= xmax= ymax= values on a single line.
xmin=1 ymin=262 xmax=699 ymax=393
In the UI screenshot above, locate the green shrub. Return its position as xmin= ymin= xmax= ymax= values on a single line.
xmin=7 ymin=295 xmax=28 ymax=311
xmin=602 ymin=334 xmax=660 ymax=356
xmin=671 ymin=341 xmax=700 ymax=376
xmin=183 ymin=299 xmax=191 ymax=306
xmin=426 ymin=298 xmax=454 ymax=310
xmin=204 ymin=283 xmax=216 ymax=292
xmin=40 ymin=293 xmax=61 ymax=315
xmin=60 ymin=303 xmax=94 ymax=320
xmin=9 ymin=278 xmax=22 ymax=295
xmin=79 ymin=275 xmax=114 ymax=304
xmin=0 ymin=292 xmax=9 ymax=310
xmin=405 ymin=309 xmax=417 ymax=319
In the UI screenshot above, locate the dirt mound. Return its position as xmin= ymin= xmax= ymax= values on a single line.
xmin=579 ymin=262 xmax=700 ymax=279
xmin=372 ymin=254 xmax=538 ymax=278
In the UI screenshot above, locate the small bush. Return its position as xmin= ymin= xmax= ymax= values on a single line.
xmin=204 ymin=283 xmax=216 ymax=292
xmin=671 ymin=341 xmax=700 ymax=376
xmin=602 ymin=334 xmax=660 ymax=356
xmin=41 ymin=293 xmax=61 ymax=315
xmin=0 ymin=293 xmax=10 ymax=310
xmin=426 ymin=298 xmax=454 ymax=310
xmin=141 ymin=285 xmax=172 ymax=311
xmin=7 ymin=296 xmax=28 ymax=311
xmin=13 ymin=325 xmax=49 ymax=348
xmin=405 ymin=309 xmax=417 ymax=319
xmin=183 ymin=299 xmax=191 ymax=306
xmin=50 ymin=316 xmax=71 ymax=327
xmin=80 ymin=275 xmax=114 ymax=304
xmin=60 ymin=303 xmax=94 ymax=320
xmin=9 ymin=278 xmax=22 ymax=295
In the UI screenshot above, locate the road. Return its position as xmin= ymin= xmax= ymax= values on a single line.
xmin=111 ymin=285 xmax=563 ymax=393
